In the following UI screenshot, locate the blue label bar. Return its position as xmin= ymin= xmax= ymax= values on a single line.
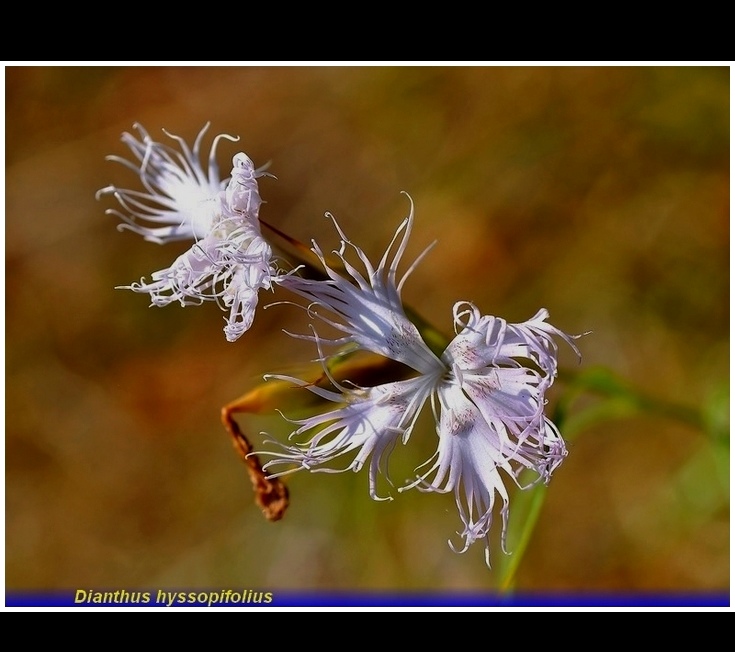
xmin=5 ymin=590 xmax=730 ymax=608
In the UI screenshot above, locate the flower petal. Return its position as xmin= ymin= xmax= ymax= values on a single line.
xmin=261 ymin=375 xmax=434 ymax=501
xmin=97 ymin=123 xmax=237 ymax=243
xmin=279 ymin=196 xmax=443 ymax=375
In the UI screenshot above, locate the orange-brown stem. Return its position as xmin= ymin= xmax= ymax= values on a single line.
xmin=221 ymin=401 xmax=289 ymax=522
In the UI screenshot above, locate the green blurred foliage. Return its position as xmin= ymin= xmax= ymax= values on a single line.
xmin=5 ymin=65 xmax=729 ymax=594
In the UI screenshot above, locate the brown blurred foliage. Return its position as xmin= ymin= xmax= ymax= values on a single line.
xmin=5 ymin=66 xmax=729 ymax=594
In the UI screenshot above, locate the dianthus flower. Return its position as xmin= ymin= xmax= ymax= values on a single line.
xmin=263 ymin=196 xmax=581 ymax=565
xmin=97 ymin=123 xmax=279 ymax=341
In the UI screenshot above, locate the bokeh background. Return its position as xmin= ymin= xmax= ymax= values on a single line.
xmin=5 ymin=65 xmax=729 ymax=597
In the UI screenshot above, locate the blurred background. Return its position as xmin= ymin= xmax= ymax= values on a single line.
xmin=5 ymin=65 xmax=729 ymax=596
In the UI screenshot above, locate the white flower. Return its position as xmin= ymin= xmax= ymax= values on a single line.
xmin=262 ymin=374 xmax=436 ymax=501
xmin=401 ymin=302 xmax=574 ymax=565
xmin=98 ymin=123 xmax=279 ymax=341
xmin=263 ymin=197 xmax=581 ymax=566
xmin=96 ymin=122 xmax=238 ymax=243
xmin=277 ymin=196 xmax=442 ymax=375
xmin=125 ymin=220 xmax=275 ymax=342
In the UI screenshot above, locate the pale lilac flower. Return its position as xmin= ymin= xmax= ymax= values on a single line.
xmin=263 ymin=197 xmax=581 ymax=565
xmin=96 ymin=122 xmax=238 ymax=243
xmin=401 ymin=302 xmax=574 ymax=564
xmin=262 ymin=374 xmax=436 ymax=501
xmin=276 ymin=199 xmax=442 ymax=375
xmin=125 ymin=219 xmax=275 ymax=341
xmin=98 ymin=123 xmax=278 ymax=341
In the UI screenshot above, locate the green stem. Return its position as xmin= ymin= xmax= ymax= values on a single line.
xmin=498 ymin=484 xmax=547 ymax=592
xmin=556 ymin=366 xmax=705 ymax=433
